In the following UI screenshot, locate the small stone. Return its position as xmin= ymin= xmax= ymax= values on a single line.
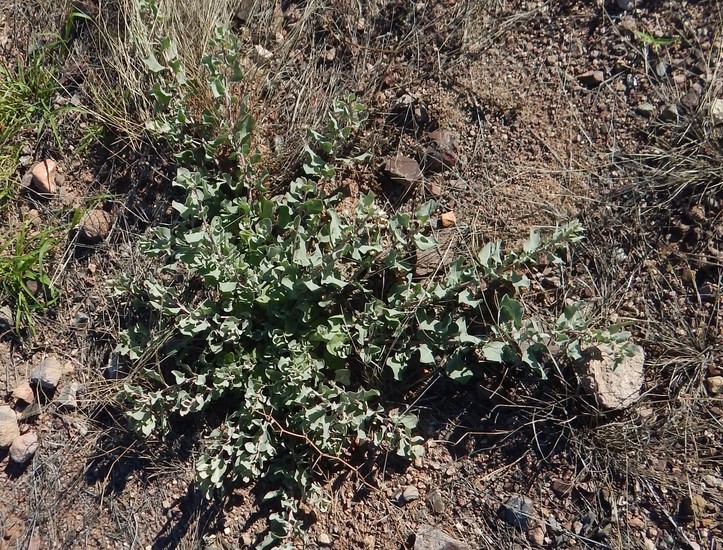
xmin=688 ymin=204 xmax=706 ymax=224
xmin=680 ymin=90 xmax=700 ymax=111
xmin=426 ymin=488 xmax=445 ymax=514
xmin=414 ymin=524 xmax=468 ymax=550
xmin=58 ymin=381 xmax=80 ymax=410
xmin=628 ymin=517 xmax=645 ymax=529
xmin=616 ymin=0 xmax=634 ymax=10
xmin=655 ymin=61 xmax=668 ymax=78
xmin=635 ymin=102 xmax=655 ymax=117
xmin=30 ymin=356 xmax=63 ymax=393
xmin=16 ymin=403 xmax=42 ymax=421
xmin=528 ymin=525 xmax=545 ymax=546
xmin=400 ymin=485 xmax=420 ymax=503
xmin=578 ymin=70 xmax=604 ymax=88
xmin=702 ymin=474 xmax=723 ymax=488
xmin=672 ymin=73 xmax=686 ymax=85
xmin=660 ymin=104 xmax=679 ymax=123
xmin=573 ymin=521 xmax=583 ymax=534
xmin=384 ymin=154 xmax=422 ymax=189
xmin=706 ymin=376 xmax=723 ymax=395
xmin=428 ymin=182 xmax=443 ymax=196
xmin=423 ymin=130 xmax=458 ymax=173
xmin=502 ymin=495 xmax=536 ymax=531
xmin=440 ymin=211 xmax=456 ymax=228
xmin=72 ymin=311 xmax=90 ymax=327
xmin=317 ymin=533 xmax=332 ymax=546
xmin=710 ymin=98 xmax=723 ymax=125
xmin=79 ymin=209 xmax=113 ymax=243
xmin=30 ymin=159 xmax=57 ymax=194
xmin=253 ymin=44 xmax=273 ymax=62
xmin=576 ymin=344 xmax=644 ymax=409
xmin=551 ymin=480 xmax=572 ymax=497
xmin=12 ymin=382 xmax=35 ymax=404
xmin=0 ymin=405 xmax=20 ymax=447
xmin=9 ymin=432 xmax=39 ymax=464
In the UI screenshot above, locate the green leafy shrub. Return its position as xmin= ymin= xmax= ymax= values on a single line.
xmin=115 ymin=25 xmax=639 ymax=545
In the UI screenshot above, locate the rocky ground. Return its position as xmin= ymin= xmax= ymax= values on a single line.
xmin=0 ymin=0 xmax=722 ymax=549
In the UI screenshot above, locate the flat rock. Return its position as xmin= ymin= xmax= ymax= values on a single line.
xmin=577 ymin=344 xmax=644 ymax=409
xmin=79 ymin=209 xmax=113 ymax=243
xmin=414 ymin=524 xmax=468 ymax=550
xmin=9 ymin=431 xmax=39 ymax=464
xmin=502 ymin=495 xmax=536 ymax=531
xmin=0 ymin=405 xmax=20 ymax=447
xmin=30 ymin=355 xmax=63 ymax=393
xmin=635 ymin=102 xmax=655 ymax=117
xmin=384 ymin=154 xmax=422 ymax=189
xmin=30 ymin=159 xmax=57 ymax=194
xmin=578 ymin=70 xmax=604 ymax=88
xmin=400 ymin=485 xmax=420 ymax=504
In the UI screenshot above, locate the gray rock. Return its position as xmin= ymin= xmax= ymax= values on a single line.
xmin=9 ymin=431 xmax=39 ymax=464
xmin=616 ymin=0 xmax=634 ymax=10
xmin=655 ymin=61 xmax=668 ymax=78
xmin=384 ymin=154 xmax=422 ymax=189
xmin=400 ymin=485 xmax=420 ymax=504
xmin=577 ymin=344 xmax=644 ymax=409
xmin=635 ymin=103 xmax=655 ymax=117
xmin=58 ymin=381 xmax=81 ymax=410
xmin=578 ymin=70 xmax=604 ymax=88
xmin=425 ymin=488 xmax=445 ymax=514
xmin=680 ymin=90 xmax=700 ymax=111
xmin=0 ymin=405 xmax=20 ymax=447
xmin=414 ymin=524 xmax=468 ymax=550
xmin=72 ymin=311 xmax=90 ymax=327
xmin=502 ymin=495 xmax=536 ymax=531
xmin=660 ymin=104 xmax=679 ymax=123
xmin=30 ymin=356 xmax=63 ymax=393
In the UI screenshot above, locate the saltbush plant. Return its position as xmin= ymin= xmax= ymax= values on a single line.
xmin=115 ymin=25 xmax=640 ymax=546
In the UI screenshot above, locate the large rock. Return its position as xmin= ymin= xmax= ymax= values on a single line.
xmin=9 ymin=432 xmax=39 ymax=464
xmin=577 ymin=344 xmax=644 ymax=409
xmin=0 ymin=405 xmax=20 ymax=447
xmin=414 ymin=524 xmax=468 ymax=550
xmin=30 ymin=356 xmax=63 ymax=393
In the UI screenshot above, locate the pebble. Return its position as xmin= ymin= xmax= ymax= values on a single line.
xmin=440 ymin=212 xmax=456 ymax=228
xmin=30 ymin=355 xmax=64 ymax=393
xmin=401 ymin=485 xmax=420 ymax=503
xmin=711 ymin=98 xmax=723 ymax=125
xmin=9 ymin=432 xmax=39 ymax=464
xmin=706 ymin=376 xmax=723 ymax=395
xmin=616 ymin=0 xmax=634 ymax=10
xmin=635 ymin=102 xmax=655 ymax=117
xmin=30 ymin=159 xmax=57 ymax=194
xmin=528 ymin=525 xmax=545 ymax=546
xmin=0 ymin=405 xmax=20 ymax=447
xmin=578 ymin=70 xmax=604 ymax=88
xmin=317 ymin=533 xmax=332 ymax=546
xmin=425 ymin=488 xmax=445 ymax=514
xmin=79 ymin=209 xmax=113 ymax=243
xmin=72 ymin=311 xmax=90 ymax=327
xmin=660 ymin=104 xmax=679 ymax=123
xmin=424 ymin=130 xmax=458 ymax=173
